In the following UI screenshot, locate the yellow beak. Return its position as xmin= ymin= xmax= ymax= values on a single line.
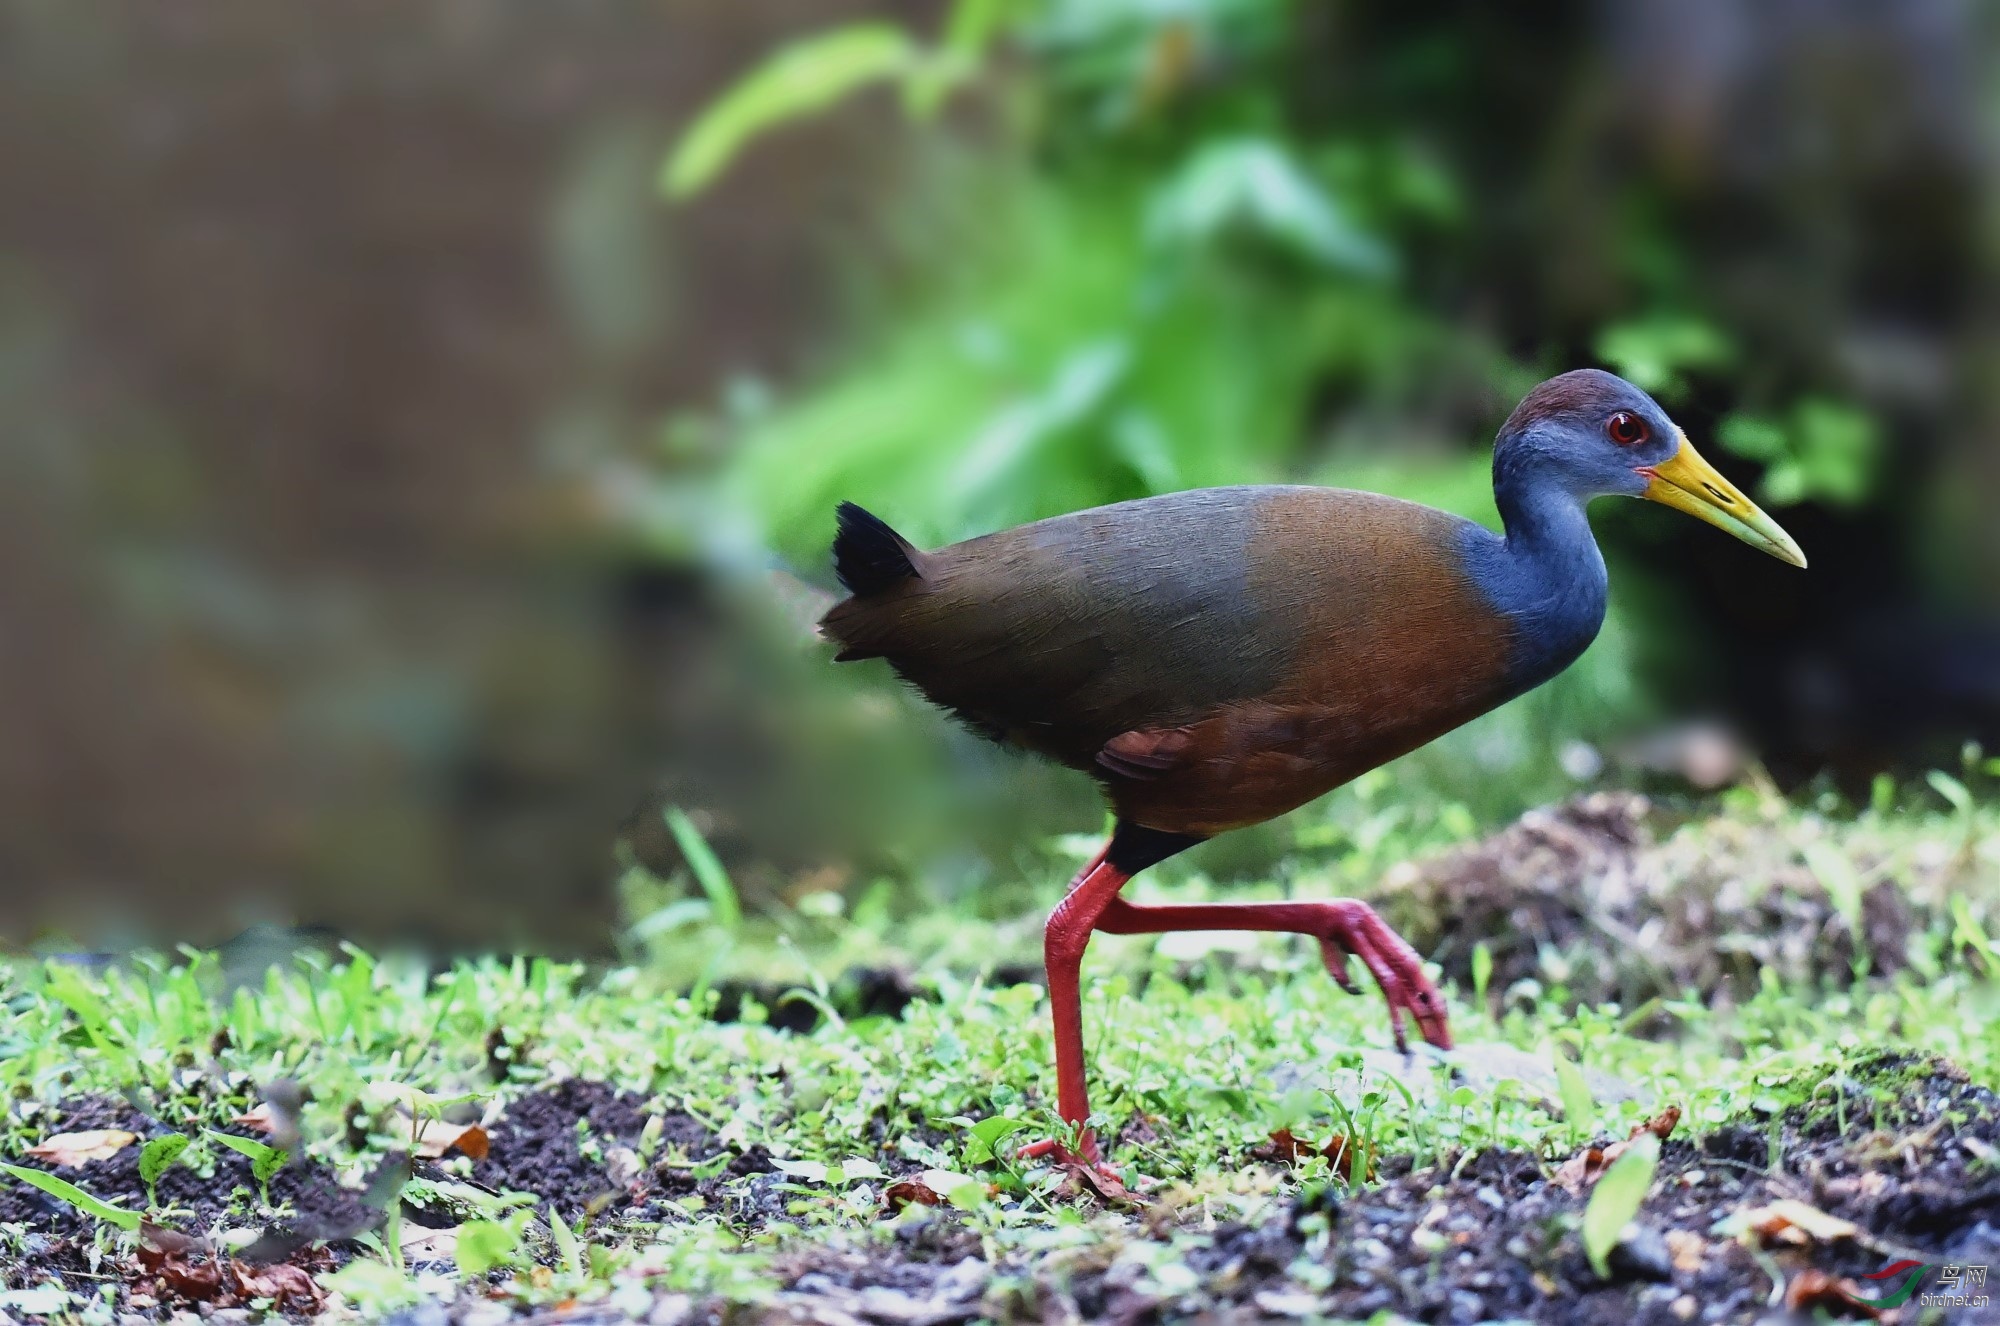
xmin=1637 ymin=434 xmax=1807 ymax=568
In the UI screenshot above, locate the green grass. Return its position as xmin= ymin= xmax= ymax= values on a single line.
xmin=3 ymin=778 xmax=1999 ymax=1316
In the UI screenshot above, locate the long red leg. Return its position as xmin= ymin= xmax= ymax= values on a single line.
xmin=1018 ymin=844 xmax=1131 ymax=1171
xmin=1095 ymin=895 xmax=1452 ymax=1051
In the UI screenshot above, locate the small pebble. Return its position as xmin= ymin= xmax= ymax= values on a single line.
xmin=933 ymin=1257 xmax=990 ymax=1302
xmin=1608 ymin=1224 xmax=1675 ymax=1282
xmin=647 ymin=1294 xmax=693 ymax=1326
xmin=1448 ymin=1289 xmax=1487 ymax=1324
xmin=1251 ymin=1289 xmax=1322 ymax=1317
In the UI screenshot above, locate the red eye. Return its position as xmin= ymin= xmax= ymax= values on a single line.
xmin=1607 ymin=412 xmax=1649 ymax=446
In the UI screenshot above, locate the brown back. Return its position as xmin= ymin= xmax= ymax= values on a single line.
xmin=822 ymin=485 xmax=1520 ymax=833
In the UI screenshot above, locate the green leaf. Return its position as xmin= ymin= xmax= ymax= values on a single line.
xmin=0 ymin=1163 xmax=141 ymax=1232
xmin=663 ymin=808 xmax=742 ymax=930
xmin=772 ymin=1158 xmax=828 ymax=1182
xmin=1592 ymin=316 xmax=1732 ymax=396
xmin=1802 ymin=842 xmax=1865 ymax=944
xmin=961 ymin=1114 xmax=1030 ymax=1166
xmin=1470 ymin=942 xmax=1493 ymax=1007
xmin=42 ymin=963 xmax=119 ymax=1053
xmin=663 ymin=24 xmax=918 ymax=199
xmin=945 ymin=0 xmax=1012 ymax=57
xmin=207 ymin=1128 xmax=287 ymax=1196
xmin=321 ymin=1259 xmax=420 ymax=1313
xmin=139 ymin=1134 xmax=191 ymax=1193
xmin=1928 ymin=770 xmax=1974 ymax=817
xmin=547 ymin=1206 xmax=585 ymax=1278
xmin=628 ymin=898 xmax=715 ymax=941
xmin=456 ymin=1219 xmax=523 ymax=1277
xmin=252 ymin=1144 xmax=287 ymax=1187
xmin=1554 ymin=1054 xmax=1595 ymax=1141
xmin=1583 ymin=1133 xmax=1660 ymax=1277
xmin=1148 ymin=139 xmax=1391 ymax=275
xmin=1717 ymin=413 xmax=1788 ymax=464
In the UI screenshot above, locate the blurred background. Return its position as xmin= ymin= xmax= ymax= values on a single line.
xmin=2 ymin=0 xmax=1996 ymax=957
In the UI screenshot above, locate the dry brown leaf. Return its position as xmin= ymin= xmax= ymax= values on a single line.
xmin=1253 ymin=1129 xmax=1373 ymax=1181
xmin=1553 ymin=1106 xmax=1683 ymax=1194
xmin=233 ymin=1262 xmax=323 ymax=1312
xmin=1785 ymin=1267 xmax=1875 ymax=1317
xmin=139 ymin=1221 xmax=205 ymax=1256
xmin=1635 ymin=1106 xmax=1682 ymax=1141
xmin=883 ymin=1180 xmax=944 ymax=1213
xmin=140 ymin=1249 xmax=225 ymax=1303
xmin=1663 ymin=1229 xmax=1706 ymax=1274
xmin=412 ymin=1120 xmax=490 ymax=1160
xmin=1740 ymin=1199 xmax=1862 ymax=1247
xmin=230 ymin=1104 xmax=279 ymax=1133
xmin=1551 ymin=1145 xmax=1607 ymax=1195
xmin=26 ymin=1128 xmax=137 ymax=1165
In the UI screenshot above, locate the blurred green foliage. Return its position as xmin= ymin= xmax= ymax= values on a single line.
xmin=651 ymin=0 xmax=1991 ymax=898
xmin=660 ymin=0 xmax=1699 ymax=827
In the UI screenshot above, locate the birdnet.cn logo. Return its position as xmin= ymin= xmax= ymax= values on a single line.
xmin=1843 ymin=1261 xmax=1988 ymax=1311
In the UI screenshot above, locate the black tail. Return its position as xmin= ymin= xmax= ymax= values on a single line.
xmin=831 ymin=501 xmax=919 ymax=596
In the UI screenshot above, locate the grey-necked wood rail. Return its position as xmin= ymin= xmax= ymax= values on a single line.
xmin=820 ymin=369 xmax=1805 ymax=1179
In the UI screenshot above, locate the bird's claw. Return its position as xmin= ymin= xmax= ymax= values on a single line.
xmin=1320 ymin=900 xmax=1453 ymax=1052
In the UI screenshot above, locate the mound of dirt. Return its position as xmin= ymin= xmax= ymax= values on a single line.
xmin=1375 ymin=792 xmax=1933 ymax=1010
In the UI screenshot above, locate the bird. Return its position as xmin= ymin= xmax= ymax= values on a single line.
xmin=818 ymin=368 xmax=1804 ymax=1183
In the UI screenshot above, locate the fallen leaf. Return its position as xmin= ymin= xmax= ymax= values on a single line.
xmin=1253 ymin=1129 xmax=1373 ymax=1181
xmin=1552 ymin=1146 xmax=1606 ymax=1196
xmin=1663 ymin=1229 xmax=1706 ymax=1274
xmin=233 ymin=1261 xmax=324 ymax=1312
xmin=143 ymin=1250 xmax=225 ymax=1303
xmin=605 ymin=1145 xmax=643 ymax=1188
xmin=1554 ymin=1107 xmax=1683 ymax=1194
xmin=883 ymin=1180 xmax=943 ymax=1213
xmin=1065 ymin=1164 xmax=1143 ymax=1206
xmin=412 ymin=1120 xmax=489 ymax=1161
xmin=140 ymin=1222 xmax=206 ymax=1256
xmin=1733 ymin=1199 xmax=1862 ymax=1247
xmin=25 ymin=1129 xmax=137 ymax=1166
xmin=1635 ymin=1106 xmax=1682 ymax=1141
xmin=231 ymin=1104 xmax=279 ymax=1133
xmin=1785 ymin=1268 xmax=1875 ymax=1317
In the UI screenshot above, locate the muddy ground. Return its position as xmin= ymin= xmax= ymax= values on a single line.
xmin=3 ymin=1053 xmax=1997 ymax=1324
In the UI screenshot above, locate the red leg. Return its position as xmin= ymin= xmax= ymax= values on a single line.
xmin=1015 ymin=845 xmax=1133 ymax=1182
xmin=1095 ymin=895 xmax=1452 ymax=1051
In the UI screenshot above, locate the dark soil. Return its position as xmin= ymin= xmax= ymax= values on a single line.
xmin=708 ymin=965 xmax=923 ymax=1033
xmin=762 ymin=1051 xmax=2000 ymax=1326
xmin=1379 ymin=792 xmax=1936 ymax=1011
xmin=7 ymin=1058 xmax=1999 ymax=1322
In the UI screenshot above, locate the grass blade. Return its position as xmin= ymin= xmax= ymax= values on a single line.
xmin=664 ymin=808 xmax=742 ymax=930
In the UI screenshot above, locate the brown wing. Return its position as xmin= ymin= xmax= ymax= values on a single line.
xmin=821 ymin=487 xmax=1300 ymax=766
xmin=822 ymin=485 xmax=1521 ymax=832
